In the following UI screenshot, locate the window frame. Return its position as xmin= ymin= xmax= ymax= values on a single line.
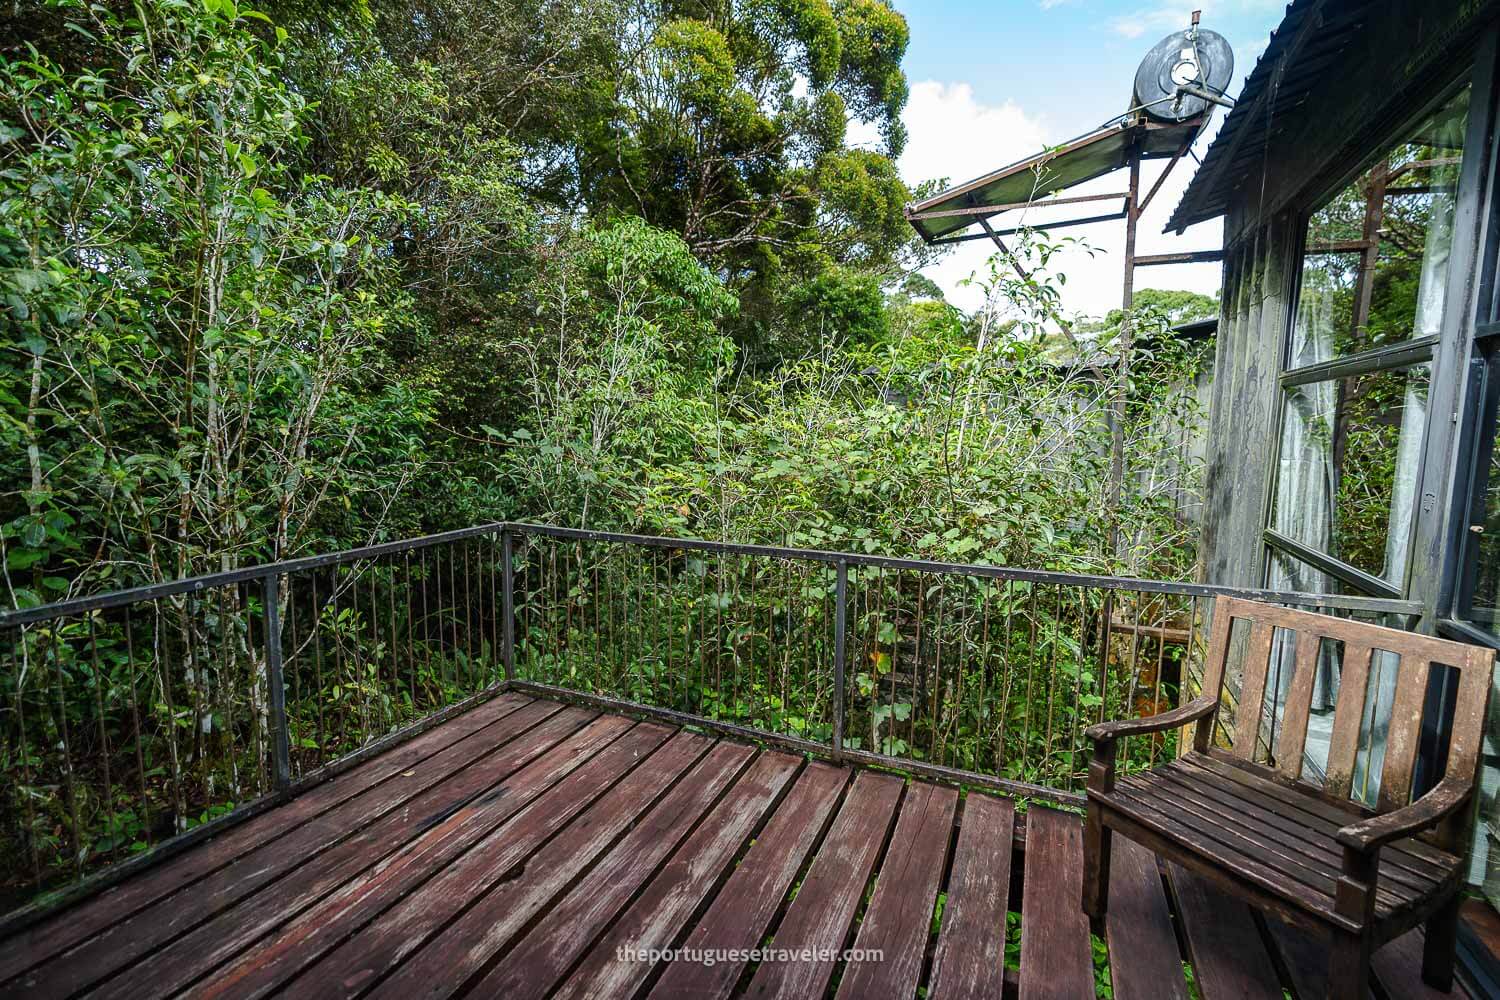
xmin=1263 ymin=77 xmax=1483 ymax=600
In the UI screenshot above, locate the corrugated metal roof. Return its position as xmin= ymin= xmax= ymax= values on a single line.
xmin=1165 ymin=0 xmax=1376 ymax=233
xmin=904 ymin=117 xmax=1204 ymax=244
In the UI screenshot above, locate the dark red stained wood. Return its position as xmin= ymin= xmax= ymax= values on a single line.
xmin=289 ymin=722 xmax=675 ymax=998
xmin=0 ymin=691 xmax=532 ymax=987
xmin=1019 ymin=807 xmax=1094 ymax=1000
xmin=1371 ymin=927 xmax=1473 ymax=1000
xmin=836 ymin=782 xmax=958 ymax=1000
xmin=647 ymin=763 xmax=850 ymax=1000
xmin=928 ymin=793 xmax=1014 ymax=1000
xmin=476 ymin=747 xmax=787 ymax=1000
xmin=1166 ymin=864 xmax=1284 ymax=1000
xmin=68 ymin=705 xmax=596 ymax=1000
xmin=743 ymin=770 xmax=905 ymax=1000
xmin=551 ymin=753 xmax=807 ymax=1000
xmin=9 ymin=696 xmax=564 ymax=1000
xmin=188 ymin=714 xmax=644 ymax=1000
xmin=1103 ymin=838 xmax=1187 ymax=1000
xmin=1263 ymin=914 xmax=1376 ymax=1000
xmin=366 ymin=733 xmax=738 ymax=1000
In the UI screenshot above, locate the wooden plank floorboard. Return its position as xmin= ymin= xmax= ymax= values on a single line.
xmin=1371 ymin=927 xmax=1472 ymax=1000
xmin=1166 ymin=863 xmax=1285 ymax=1000
xmin=927 ymin=793 xmax=1013 ymax=1000
xmin=77 ymin=705 xmax=595 ymax=1000
xmin=742 ymin=771 xmax=905 ymax=1000
xmin=463 ymin=742 xmax=770 ymax=1000
xmin=551 ymin=752 xmax=806 ymax=999
xmin=0 ymin=693 xmax=1471 ymax=1000
xmin=645 ymin=762 xmax=849 ymax=1000
xmin=1019 ymin=807 xmax=1094 ymax=1000
xmin=0 ymin=690 xmax=532 ymax=987
xmin=10 ymin=696 xmax=565 ymax=1000
xmin=191 ymin=714 xmax=643 ymax=1000
xmin=477 ymin=746 xmax=786 ymax=995
xmin=1104 ymin=837 xmax=1188 ymax=1000
xmin=1262 ymin=914 xmax=1375 ymax=1000
xmin=289 ymin=722 xmax=676 ymax=998
xmin=836 ymin=781 xmax=958 ymax=1000
xmin=368 ymin=734 xmax=740 ymax=1000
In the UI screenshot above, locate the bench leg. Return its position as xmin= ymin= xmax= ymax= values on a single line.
xmin=1422 ymin=895 xmax=1460 ymax=992
xmin=1328 ymin=930 xmax=1370 ymax=1000
xmin=1082 ymin=802 xmax=1111 ymax=931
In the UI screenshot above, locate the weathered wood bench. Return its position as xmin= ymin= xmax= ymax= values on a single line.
xmin=1083 ymin=596 xmax=1494 ymax=1000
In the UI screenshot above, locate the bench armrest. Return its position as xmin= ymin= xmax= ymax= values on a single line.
xmin=1084 ymin=695 xmax=1218 ymax=745
xmin=1336 ymin=778 xmax=1472 ymax=853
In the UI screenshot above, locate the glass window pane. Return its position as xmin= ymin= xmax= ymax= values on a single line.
xmin=1292 ymin=87 xmax=1469 ymax=367
xmin=1270 ymin=364 xmax=1430 ymax=582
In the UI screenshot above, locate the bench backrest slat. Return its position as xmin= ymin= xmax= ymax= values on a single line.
xmin=1198 ymin=596 xmax=1494 ymax=817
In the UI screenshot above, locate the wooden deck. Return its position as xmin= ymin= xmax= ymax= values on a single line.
xmin=0 ymin=691 xmax=1473 ymax=999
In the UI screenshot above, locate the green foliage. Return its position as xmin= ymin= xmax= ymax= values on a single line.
xmin=0 ymin=0 xmax=1212 ymax=913
xmin=2 ymin=0 xmax=437 ymax=602
xmin=781 ymin=266 xmax=889 ymax=354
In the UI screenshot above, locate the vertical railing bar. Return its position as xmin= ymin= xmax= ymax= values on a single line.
xmin=311 ymin=573 xmax=326 ymax=766
xmin=1072 ymin=585 xmax=1087 ymax=792
xmin=883 ymin=566 xmax=894 ymax=756
xmin=1024 ymin=583 xmax=1038 ymax=781
xmin=44 ymin=626 xmax=79 ymax=874
xmin=386 ymin=558 xmax=397 ymax=717
xmin=287 ymin=581 xmax=301 ymax=782
xmin=488 ymin=532 xmax=499 ymax=677
xmin=1044 ymin=585 xmax=1061 ymax=788
xmin=183 ymin=591 xmax=208 ymax=803
xmin=978 ymin=579 xmax=991 ymax=773
xmin=906 ymin=578 xmax=918 ymax=758
xmin=14 ymin=627 xmax=43 ymax=886
xmin=419 ymin=549 xmax=431 ymax=705
xmin=124 ymin=606 xmax=151 ymax=848
xmin=263 ymin=572 xmax=291 ymax=793
xmin=998 ymin=578 xmax=1014 ymax=770
xmin=501 ymin=530 xmax=515 ymax=681
xmin=590 ymin=547 xmax=602 ymax=689
xmin=1099 ymin=588 xmax=1116 ymax=725
xmin=366 ymin=563 xmax=381 ymax=734
xmin=448 ymin=544 xmax=460 ymax=694
xmin=833 ymin=558 xmax=848 ymax=761
xmin=931 ymin=574 xmax=944 ymax=765
xmin=1151 ymin=594 xmax=1169 ymax=766
xmin=404 ymin=552 xmax=415 ymax=713
xmin=463 ymin=541 xmax=475 ymax=691
xmin=88 ymin=613 xmax=118 ymax=865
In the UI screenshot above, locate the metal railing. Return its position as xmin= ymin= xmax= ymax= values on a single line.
xmin=0 ymin=520 xmax=1419 ymax=919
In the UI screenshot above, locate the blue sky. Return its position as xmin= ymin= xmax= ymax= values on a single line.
xmin=874 ymin=0 xmax=1290 ymax=317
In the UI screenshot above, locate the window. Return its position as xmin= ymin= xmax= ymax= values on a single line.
xmin=1268 ymin=86 xmax=1471 ymax=596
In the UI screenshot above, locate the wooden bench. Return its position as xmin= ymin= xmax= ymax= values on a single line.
xmin=1083 ymin=596 xmax=1494 ymax=1000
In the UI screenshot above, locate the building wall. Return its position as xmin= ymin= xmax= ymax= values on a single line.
xmin=1193 ymin=0 xmax=1494 ymax=593
xmin=1197 ymin=216 xmax=1296 ymax=589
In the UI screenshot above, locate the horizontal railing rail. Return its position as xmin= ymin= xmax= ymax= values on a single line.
xmin=0 ymin=520 xmax=1422 ymax=922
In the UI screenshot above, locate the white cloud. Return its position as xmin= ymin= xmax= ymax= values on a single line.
xmin=893 ymin=81 xmax=1049 ymax=194
xmin=1110 ymin=18 xmax=1147 ymax=38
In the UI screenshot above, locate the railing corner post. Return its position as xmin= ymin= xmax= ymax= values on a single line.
xmin=501 ymin=528 xmax=516 ymax=682
xmin=833 ymin=558 xmax=848 ymax=761
xmin=263 ymin=571 xmax=291 ymax=793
